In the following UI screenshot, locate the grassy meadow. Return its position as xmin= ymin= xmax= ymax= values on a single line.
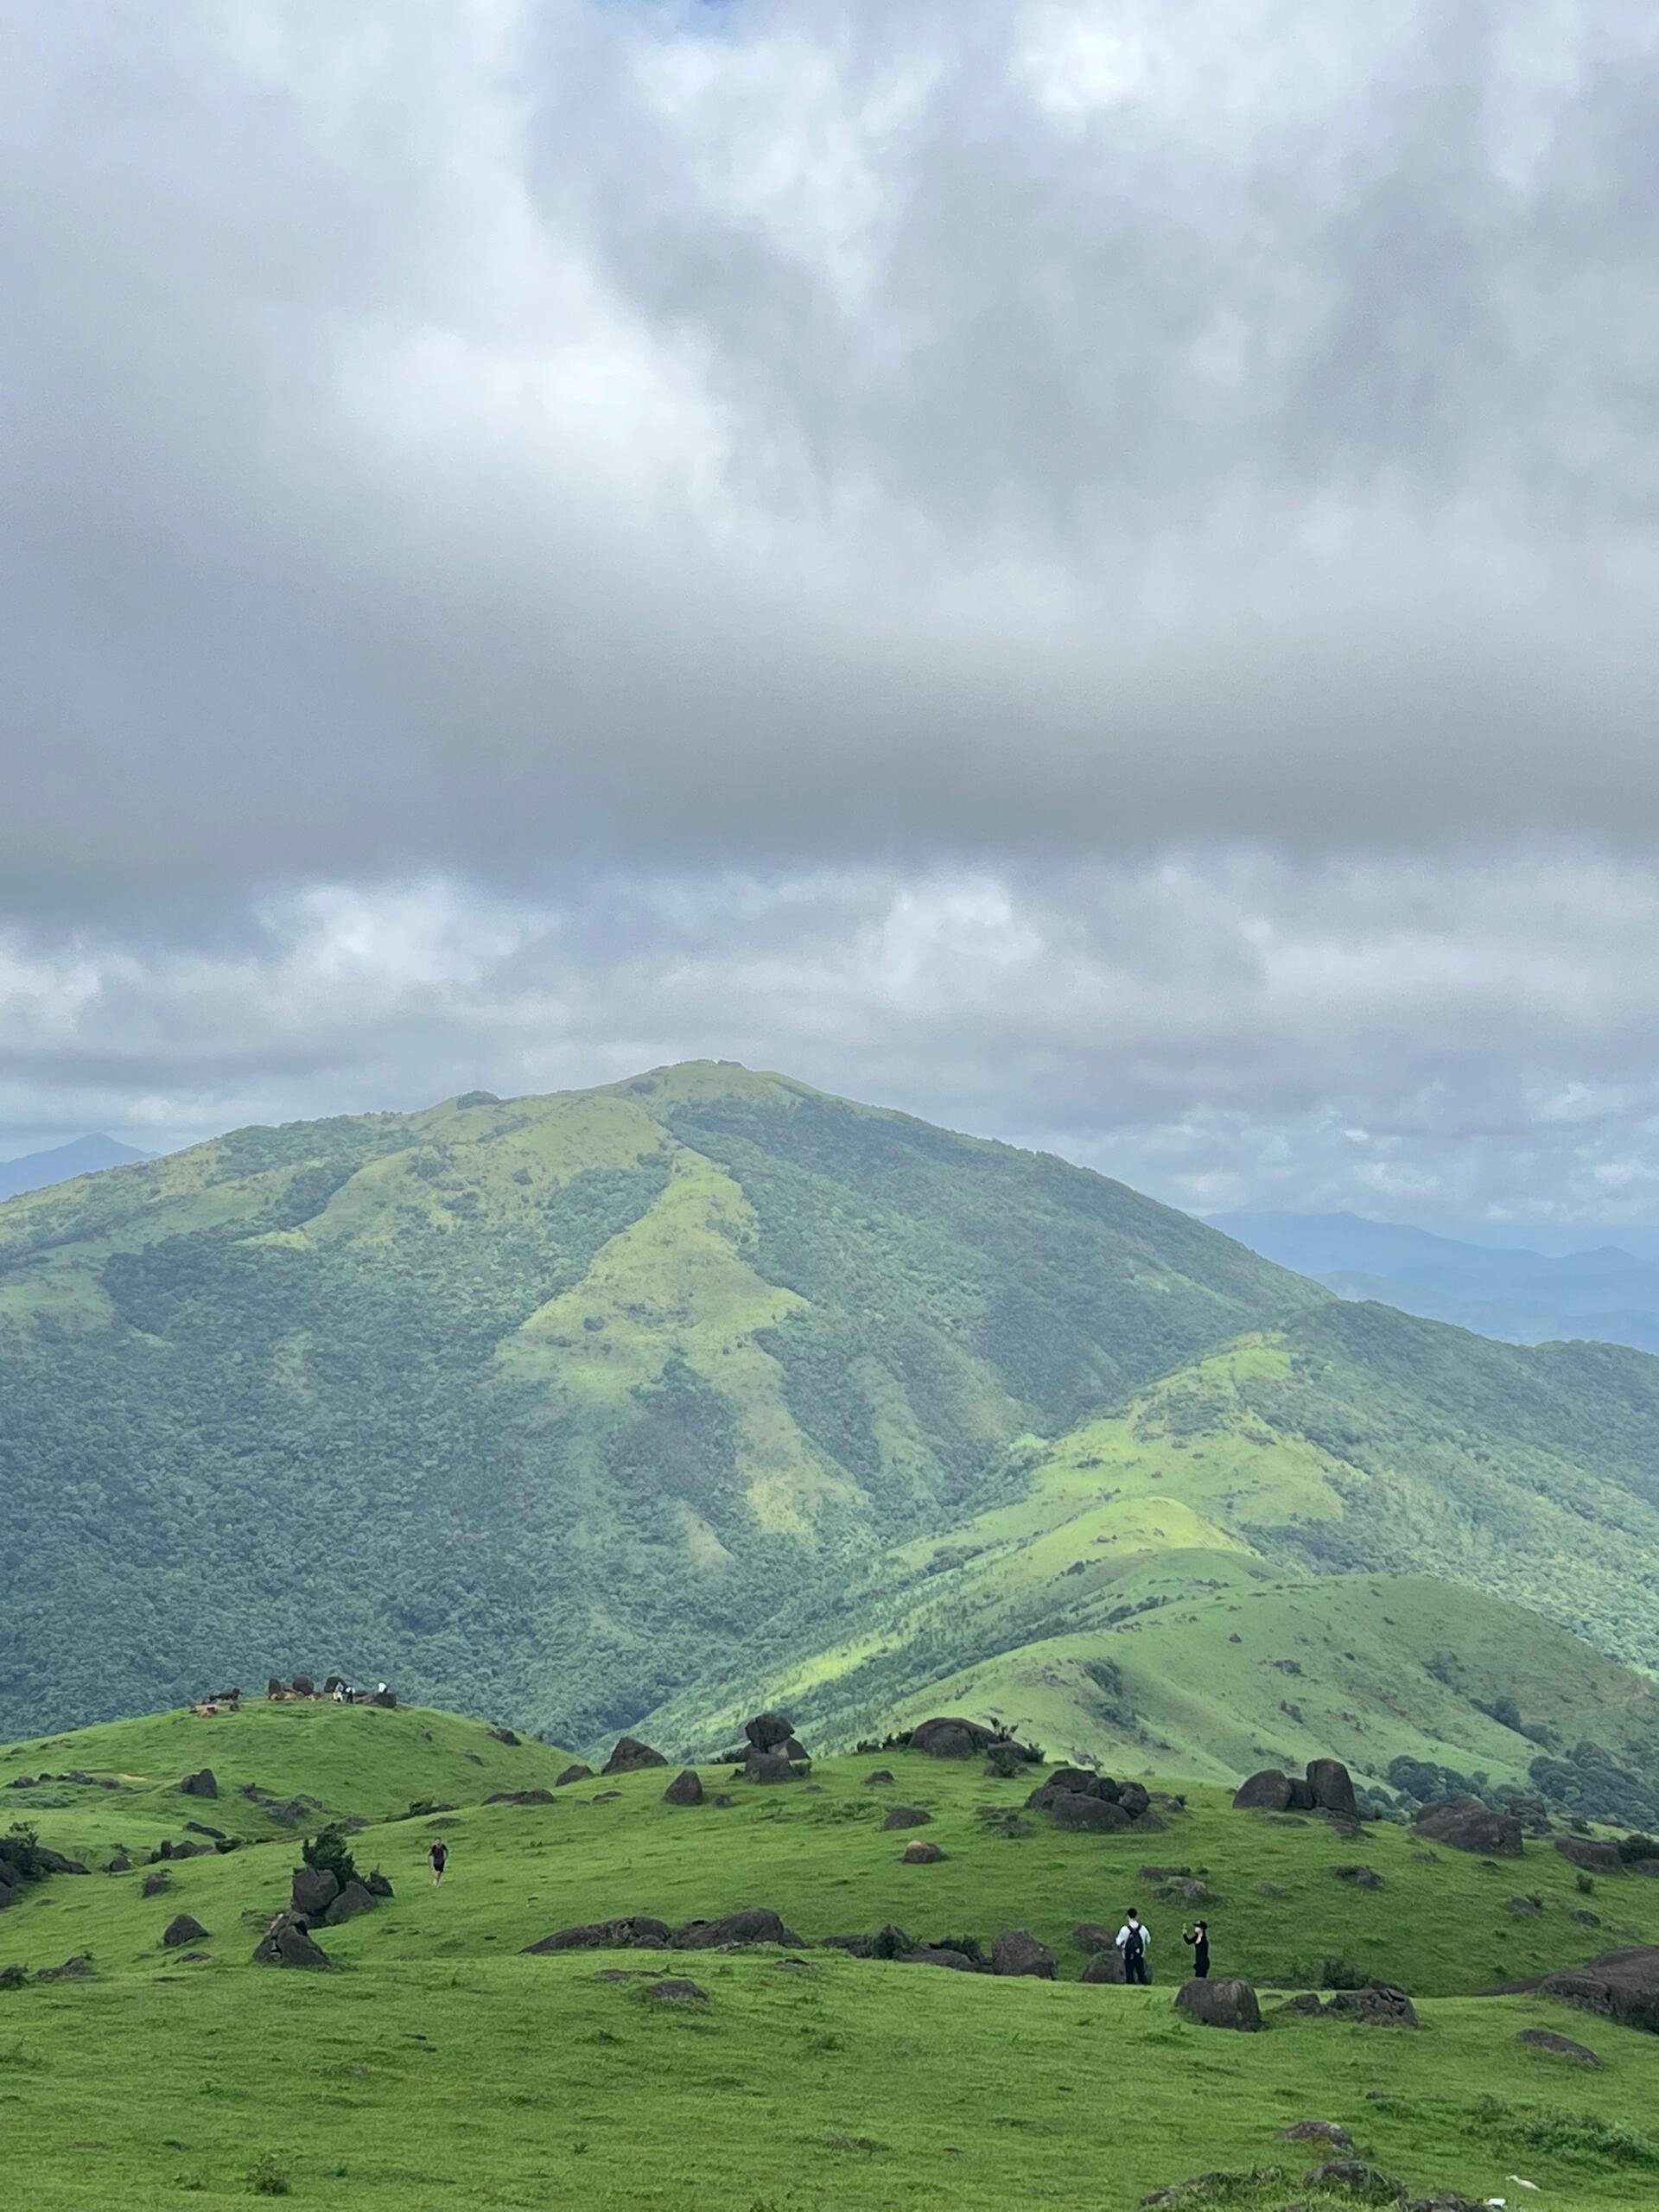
xmin=4 ymin=1701 xmax=1659 ymax=2209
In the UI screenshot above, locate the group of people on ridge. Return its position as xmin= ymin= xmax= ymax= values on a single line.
xmin=1114 ymin=1909 xmax=1211 ymax=1983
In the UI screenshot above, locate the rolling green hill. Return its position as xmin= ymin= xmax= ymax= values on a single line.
xmin=0 ymin=1065 xmax=1320 ymax=1744
xmin=5 ymin=1061 xmax=1659 ymax=1802
xmin=6 ymin=1700 xmax=1659 ymax=2211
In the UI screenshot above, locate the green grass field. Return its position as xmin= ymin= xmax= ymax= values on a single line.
xmin=5 ymin=1702 xmax=1659 ymax=2209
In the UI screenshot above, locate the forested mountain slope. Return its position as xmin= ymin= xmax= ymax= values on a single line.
xmin=0 ymin=1064 xmax=1320 ymax=1740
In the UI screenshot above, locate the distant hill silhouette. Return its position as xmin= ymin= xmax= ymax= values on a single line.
xmin=0 ymin=1133 xmax=153 ymax=1203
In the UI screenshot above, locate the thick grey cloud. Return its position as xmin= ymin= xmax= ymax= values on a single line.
xmin=3 ymin=0 xmax=1657 ymax=906
xmin=2 ymin=3 xmax=1656 ymax=1221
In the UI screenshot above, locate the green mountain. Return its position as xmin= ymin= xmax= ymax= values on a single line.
xmin=0 ymin=1064 xmax=1319 ymax=1743
xmin=5 ymin=1061 xmax=1659 ymax=1801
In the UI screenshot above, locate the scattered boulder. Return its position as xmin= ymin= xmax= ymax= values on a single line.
xmin=1413 ymin=1802 xmax=1522 ymax=1855
xmin=483 ymin=1788 xmax=555 ymax=1807
xmin=1120 ymin=1783 xmax=1152 ymax=1821
xmin=523 ymin=1917 xmax=671 ymax=1954
xmin=1073 ymin=1923 xmax=1115 ymax=1954
xmin=1174 ymin=1978 xmax=1262 ymax=2031
xmin=366 ymin=1690 xmax=397 ymax=1709
xmin=1233 ymin=1769 xmax=1294 ymax=1812
xmin=1507 ymin=1896 xmax=1542 ymax=1917
xmin=991 ymin=1929 xmax=1056 ymax=1979
xmin=983 ymin=1745 xmax=1027 ymax=1779
xmin=555 ymin=1764 xmax=594 ymax=1787
xmin=899 ymin=1840 xmax=944 ymax=1864
xmin=822 ymin=1925 xmax=915 ymax=1960
xmin=1255 ymin=1881 xmax=1288 ymax=1898
xmin=601 ymin=1737 xmax=667 ymax=1775
xmin=1552 ymin=1835 xmax=1622 ymax=1876
xmin=1302 ymin=2159 xmax=1405 ymax=2201
xmin=1332 ymin=1865 xmax=1384 ymax=1890
xmin=252 ymin=1913 xmax=330 ymax=1968
xmin=640 ymin=1977 xmax=708 ymax=2003
xmin=880 ymin=1806 xmax=931 ymax=1832
xmin=743 ymin=1751 xmax=801 ymax=1785
xmin=1159 ymin=1876 xmax=1213 ymax=1904
xmin=291 ymin=1867 xmax=340 ymax=1919
xmin=1281 ymin=1986 xmax=1420 ymax=2028
xmin=1081 ymin=1950 xmax=1126 ymax=1984
xmin=1281 ymin=2121 xmax=1354 ymax=2148
xmin=364 ymin=1868 xmax=394 ymax=1898
xmin=663 ymin=1770 xmax=704 ymax=1808
xmin=140 ymin=1871 xmax=171 ymax=1898
xmin=896 ymin=1944 xmax=981 ymax=1970
xmin=162 ymin=1914 xmax=209 ymax=1948
xmin=1047 ymin=1792 xmax=1134 ymax=1834
xmin=909 ymin=1717 xmax=1005 ymax=1759
xmin=36 ymin=1954 xmax=95 ymax=1982
xmin=782 ymin=1737 xmax=811 ymax=1764
xmin=178 ymin=1769 xmax=219 ymax=1800
xmin=1516 ymin=2027 xmax=1601 ymax=2064
xmin=322 ymin=1881 xmax=378 ymax=1925
xmin=674 ymin=1908 xmax=804 ymax=1949
xmin=743 ymin=1713 xmax=795 ymax=1753
xmin=0 ymin=1963 xmax=25 ymax=1990
xmin=1529 ymin=1946 xmax=1659 ymax=2035
xmin=488 ymin=1726 xmax=520 ymax=1745
xmin=1306 ymin=1758 xmax=1359 ymax=1819
xmin=863 ymin=1770 xmax=894 ymax=1786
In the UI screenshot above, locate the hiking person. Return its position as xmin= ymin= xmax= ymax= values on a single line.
xmin=1182 ymin=1919 xmax=1211 ymax=1978
xmin=1116 ymin=1909 xmax=1150 ymax=1984
xmin=429 ymin=1837 xmax=448 ymax=1888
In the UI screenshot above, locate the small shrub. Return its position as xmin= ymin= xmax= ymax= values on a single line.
xmin=300 ymin=1825 xmax=358 ymax=1889
xmin=1576 ymin=1872 xmax=1595 ymax=1895
xmin=246 ymin=2154 xmax=292 ymax=2196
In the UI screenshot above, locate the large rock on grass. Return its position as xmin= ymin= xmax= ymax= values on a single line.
xmin=1516 ymin=2027 xmax=1601 ymax=2064
xmin=178 ymin=1769 xmax=219 ymax=1800
xmin=899 ymin=1840 xmax=944 ymax=1864
xmin=253 ymin=1912 xmax=330 ymax=1968
xmin=1081 ymin=1951 xmax=1125 ymax=1984
xmin=743 ymin=1751 xmax=801 ymax=1785
xmin=1233 ymin=1769 xmax=1294 ymax=1812
xmin=162 ymin=1913 xmax=210 ymax=1948
xmin=555 ymin=1764 xmax=594 ymax=1787
xmin=1553 ymin=1836 xmax=1623 ymax=1876
xmin=1531 ymin=1947 xmax=1659 ymax=2035
xmin=674 ymin=1907 xmax=804 ymax=1949
xmin=1281 ymin=1986 xmax=1420 ymax=2028
xmin=991 ymin=1929 xmax=1056 ymax=1979
xmin=291 ymin=1867 xmax=340 ymax=1919
xmin=1174 ymin=1977 xmax=1262 ymax=2031
xmin=880 ymin=1806 xmax=931 ymax=1831
xmin=601 ymin=1737 xmax=667 ymax=1776
xmin=1046 ymin=1791 xmax=1134 ymax=1834
xmin=523 ymin=1916 xmax=671 ymax=1954
xmin=663 ymin=1770 xmax=704 ymax=1807
xmin=1413 ymin=1801 xmax=1523 ymax=1855
xmin=1306 ymin=1759 xmax=1358 ymax=1818
xmin=323 ymin=1881 xmax=378 ymax=1925
xmin=909 ymin=1717 xmax=1002 ymax=1759
xmin=742 ymin=1713 xmax=795 ymax=1753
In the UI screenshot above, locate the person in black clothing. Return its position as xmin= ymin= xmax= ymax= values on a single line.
xmin=1182 ymin=1919 xmax=1210 ymax=1978
xmin=429 ymin=1837 xmax=448 ymax=1888
xmin=1116 ymin=1909 xmax=1150 ymax=1985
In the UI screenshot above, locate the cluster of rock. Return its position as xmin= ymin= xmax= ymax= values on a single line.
xmin=0 ymin=1828 xmax=89 ymax=1912
xmin=1026 ymin=1767 xmax=1163 ymax=1834
xmin=5 ymin=1768 xmax=123 ymax=1793
xmin=251 ymin=1861 xmax=396 ymax=1967
xmin=1281 ymin=1984 xmax=1420 ymax=2028
xmin=1231 ymin=1758 xmax=1358 ymax=1819
xmin=524 ymin=1907 xmax=805 ymax=1955
xmin=1514 ymin=1944 xmax=1659 ymax=2036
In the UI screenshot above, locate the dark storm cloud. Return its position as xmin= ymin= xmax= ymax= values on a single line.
xmin=2 ymin=0 xmax=1657 ymax=912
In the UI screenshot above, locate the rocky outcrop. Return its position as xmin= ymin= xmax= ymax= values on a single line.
xmin=663 ymin=1770 xmax=704 ymax=1807
xmin=743 ymin=1751 xmax=802 ymax=1785
xmin=1413 ymin=1802 xmax=1523 ymax=1856
xmin=1528 ymin=1946 xmax=1659 ymax=2034
xmin=554 ymin=1764 xmax=594 ymax=1787
xmin=523 ymin=1916 xmax=671 ymax=1954
xmin=322 ymin=1881 xmax=378 ymax=1925
xmin=1281 ymin=1985 xmax=1420 ymax=2027
xmin=991 ymin=1929 xmax=1057 ymax=1979
xmin=1081 ymin=1951 xmax=1125 ymax=1984
xmin=743 ymin=1713 xmax=795 ymax=1753
xmin=899 ymin=1840 xmax=944 ymax=1863
xmin=601 ymin=1737 xmax=667 ymax=1776
xmin=1174 ymin=1977 xmax=1262 ymax=2031
xmin=673 ymin=1908 xmax=804 ymax=1949
xmin=909 ymin=1718 xmax=1011 ymax=1759
xmin=178 ymin=1769 xmax=219 ymax=1800
xmin=1516 ymin=2027 xmax=1601 ymax=2064
xmin=1552 ymin=1835 xmax=1623 ymax=1876
xmin=252 ymin=1912 xmax=331 ymax=1967
xmin=162 ymin=1913 xmax=209 ymax=1948
xmin=291 ymin=1867 xmax=340 ymax=1919
xmin=880 ymin=1806 xmax=931 ymax=1831
xmin=1233 ymin=1760 xmax=1357 ymax=1817
xmin=484 ymin=1788 xmax=555 ymax=1807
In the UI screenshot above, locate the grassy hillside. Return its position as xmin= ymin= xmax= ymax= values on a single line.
xmin=0 ymin=1065 xmax=1322 ymax=1742
xmin=6 ymin=1702 xmax=1659 ymax=2211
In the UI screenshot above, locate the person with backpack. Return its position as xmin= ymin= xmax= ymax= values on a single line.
xmin=1116 ymin=1908 xmax=1150 ymax=1984
xmin=1181 ymin=1919 xmax=1210 ymax=1978
xmin=429 ymin=1837 xmax=448 ymax=1888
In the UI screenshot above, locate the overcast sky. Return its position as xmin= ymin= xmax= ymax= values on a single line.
xmin=3 ymin=0 xmax=1658 ymax=1224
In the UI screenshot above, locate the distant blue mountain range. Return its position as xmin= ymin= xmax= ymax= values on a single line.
xmin=0 ymin=1134 xmax=154 ymax=1204
xmin=1208 ymin=1207 xmax=1659 ymax=1355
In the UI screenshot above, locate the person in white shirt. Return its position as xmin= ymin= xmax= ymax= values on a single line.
xmin=1116 ymin=1908 xmax=1151 ymax=1984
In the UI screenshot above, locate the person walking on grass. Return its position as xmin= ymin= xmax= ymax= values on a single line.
xmin=1116 ymin=1908 xmax=1150 ymax=1984
xmin=429 ymin=1836 xmax=448 ymax=1888
xmin=1182 ymin=1919 xmax=1211 ymax=1978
